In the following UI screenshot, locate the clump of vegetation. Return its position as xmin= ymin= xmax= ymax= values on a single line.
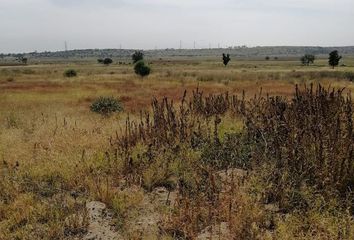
xmin=5 ymin=112 xmax=21 ymax=129
xmin=134 ymin=60 xmax=151 ymax=77
xmin=103 ymin=58 xmax=113 ymax=65
xmin=344 ymin=71 xmax=354 ymax=81
xmin=244 ymin=85 xmax=354 ymax=209
xmin=329 ymin=50 xmax=342 ymax=68
xmin=97 ymin=58 xmax=113 ymax=65
xmin=300 ymin=54 xmax=315 ymax=66
xmin=112 ymin=85 xmax=353 ymax=239
xmin=6 ymin=77 xmax=14 ymax=82
xmin=90 ymin=97 xmax=123 ymax=115
xmin=132 ymin=51 xmax=144 ymax=64
xmin=16 ymin=56 xmax=28 ymax=65
xmin=201 ymin=133 xmax=252 ymax=170
xmin=222 ymin=53 xmax=231 ymax=66
xmin=64 ymin=69 xmax=77 ymax=77
xmin=265 ymin=56 xmax=270 ymax=60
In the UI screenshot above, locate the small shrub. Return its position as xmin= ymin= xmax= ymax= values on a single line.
xmin=134 ymin=61 xmax=151 ymax=77
xmin=64 ymin=69 xmax=77 ymax=78
xmin=103 ymin=58 xmax=113 ymax=65
xmin=90 ymin=97 xmax=123 ymax=116
xmin=6 ymin=77 xmax=14 ymax=82
xmin=6 ymin=112 xmax=21 ymax=129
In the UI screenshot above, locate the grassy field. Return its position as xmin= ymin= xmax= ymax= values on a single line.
xmin=1 ymin=57 xmax=354 ymax=239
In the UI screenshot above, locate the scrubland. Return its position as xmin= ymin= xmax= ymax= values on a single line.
xmin=0 ymin=57 xmax=354 ymax=239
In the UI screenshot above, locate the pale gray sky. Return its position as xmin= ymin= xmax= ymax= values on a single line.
xmin=0 ymin=0 xmax=353 ymax=53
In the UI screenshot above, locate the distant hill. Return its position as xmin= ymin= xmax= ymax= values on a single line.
xmin=1 ymin=46 xmax=354 ymax=60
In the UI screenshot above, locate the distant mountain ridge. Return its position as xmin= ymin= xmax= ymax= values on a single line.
xmin=2 ymin=46 xmax=354 ymax=59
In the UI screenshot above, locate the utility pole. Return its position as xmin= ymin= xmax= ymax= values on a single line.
xmin=179 ymin=40 xmax=182 ymax=50
xmin=194 ymin=41 xmax=196 ymax=49
xmin=64 ymin=41 xmax=68 ymax=51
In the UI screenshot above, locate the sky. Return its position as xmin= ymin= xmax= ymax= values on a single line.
xmin=0 ymin=0 xmax=353 ymax=53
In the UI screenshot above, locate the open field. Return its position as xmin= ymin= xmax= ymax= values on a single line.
xmin=1 ymin=57 xmax=354 ymax=239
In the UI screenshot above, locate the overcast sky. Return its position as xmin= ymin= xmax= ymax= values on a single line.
xmin=0 ymin=0 xmax=353 ymax=53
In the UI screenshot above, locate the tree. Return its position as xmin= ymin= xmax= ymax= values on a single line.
xmin=265 ymin=56 xmax=270 ymax=60
xmin=134 ymin=60 xmax=150 ymax=77
xmin=132 ymin=51 xmax=144 ymax=64
xmin=301 ymin=54 xmax=315 ymax=66
xmin=97 ymin=59 xmax=104 ymax=64
xmin=328 ymin=50 xmax=342 ymax=68
xmin=103 ymin=58 xmax=113 ymax=65
xmin=16 ymin=56 xmax=28 ymax=65
xmin=222 ymin=53 xmax=231 ymax=66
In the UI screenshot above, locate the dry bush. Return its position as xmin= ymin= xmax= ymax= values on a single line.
xmin=111 ymin=85 xmax=353 ymax=239
xmin=244 ymin=84 xmax=354 ymax=209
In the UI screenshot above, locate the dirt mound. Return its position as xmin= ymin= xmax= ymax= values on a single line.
xmin=84 ymin=201 xmax=123 ymax=240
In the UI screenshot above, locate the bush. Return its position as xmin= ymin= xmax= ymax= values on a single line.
xmin=64 ymin=69 xmax=77 ymax=77
xmin=90 ymin=97 xmax=123 ymax=116
xmin=300 ymin=54 xmax=315 ymax=66
xmin=103 ymin=58 xmax=113 ymax=65
xmin=245 ymin=85 xmax=354 ymax=209
xmin=132 ymin=51 xmax=144 ymax=64
xmin=134 ymin=60 xmax=151 ymax=77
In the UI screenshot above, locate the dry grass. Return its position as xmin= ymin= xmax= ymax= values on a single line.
xmin=0 ymin=57 xmax=354 ymax=239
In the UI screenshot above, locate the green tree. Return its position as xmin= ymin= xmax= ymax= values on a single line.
xmin=328 ymin=50 xmax=342 ymax=68
xmin=301 ymin=54 xmax=315 ymax=66
xmin=134 ymin=60 xmax=151 ymax=77
xmin=222 ymin=53 xmax=231 ymax=66
xmin=16 ymin=56 xmax=28 ymax=65
xmin=103 ymin=58 xmax=113 ymax=65
xmin=132 ymin=51 xmax=144 ymax=64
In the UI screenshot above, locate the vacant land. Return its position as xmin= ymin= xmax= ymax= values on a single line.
xmin=1 ymin=57 xmax=354 ymax=239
